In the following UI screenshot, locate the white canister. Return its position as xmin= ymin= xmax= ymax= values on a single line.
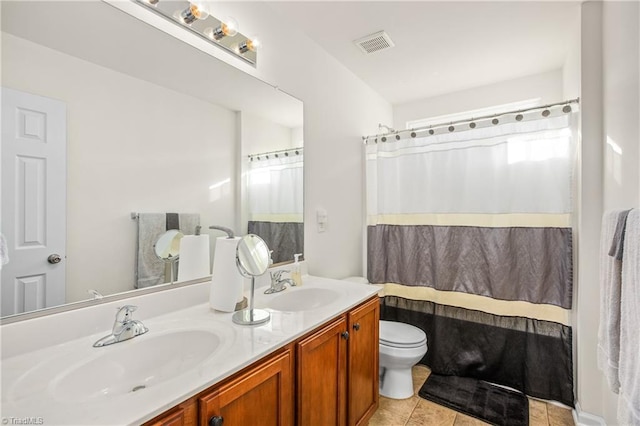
xmin=209 ymin=236 xmax=244 ymax=312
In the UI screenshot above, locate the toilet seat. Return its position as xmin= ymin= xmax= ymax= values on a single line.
xmin=379 ymin=320 xmax=427 ymax=349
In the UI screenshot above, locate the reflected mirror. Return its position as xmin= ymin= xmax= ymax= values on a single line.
xmin=153 ymin=229 xmax=183 ymax=285
xmin=0 ymin=1 xmax=303 ymax=319
xmin=154 ymin=230 xmax=184 ymax=261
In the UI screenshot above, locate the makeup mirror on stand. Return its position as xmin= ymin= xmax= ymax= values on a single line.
xmin=153 ymin=230 xmax=184 ymax=285
xmin=233 ymin=234 xmax=271 ymax=325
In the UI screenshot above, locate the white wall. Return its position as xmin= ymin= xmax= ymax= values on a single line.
xmin=393 ymin=70 xmax=563 ymax=130
xmin=573 ymin=2 xmax=640 ymax=424
xmin=196 ymin=2 xmax=393 ymax=279
xmin=2 ymin=33 xmax=237 ymax=302
xmin=602 ymin=1 xmax=640 ymax=210
xmin=600 ymin=1 xmax=639 ymax=424
xmin=242 ymin=112 xmax=296 ymax=156
xmin=575 ymin=1 xmax=604 ymax=419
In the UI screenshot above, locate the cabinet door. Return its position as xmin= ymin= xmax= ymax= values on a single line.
xmin=297 ymin=316 xmax=348 ymax=426
xmin=348 ymin=297 xmax=380 ymax=426
xmin=199 ymin=349 xmax=293 ymax=426
xmin=144 ymin=399 xmax=197 ymax=426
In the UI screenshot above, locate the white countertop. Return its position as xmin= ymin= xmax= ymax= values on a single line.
xmin=0 ymin=275 xmax=378 ymax=425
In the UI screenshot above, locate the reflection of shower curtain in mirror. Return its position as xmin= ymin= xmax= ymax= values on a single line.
xmin=367 ymin=107 xmax=577 ymax=406
xmin=247 ymin=151 xmax=303 ymax=263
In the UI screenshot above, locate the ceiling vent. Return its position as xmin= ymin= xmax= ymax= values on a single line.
xmin=353 ymin=31 xmax=395 ymax=55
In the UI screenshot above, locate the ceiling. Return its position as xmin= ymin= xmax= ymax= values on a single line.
xmin=267 ymin=1 xmax=581 ymax=105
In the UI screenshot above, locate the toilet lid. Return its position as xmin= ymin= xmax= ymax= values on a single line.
xmin=379 ymin=320 xmax=427 ymax=348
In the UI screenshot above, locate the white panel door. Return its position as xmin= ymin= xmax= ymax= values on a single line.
xmin=1 ymin=88 xmax=66 ymax=316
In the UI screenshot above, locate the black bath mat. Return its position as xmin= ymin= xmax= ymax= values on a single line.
xmin=418 ymin=374 xmax=528 ymax=426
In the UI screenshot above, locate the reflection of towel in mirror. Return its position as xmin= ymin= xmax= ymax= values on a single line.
xmin=0 ymin=233 xmax=9 ymax=268
xmin=135 ymin=213 xmax=202 ymax=288
xmin=618 ymin=209 xmax=640 ymax=425
xmin=179 ymin=214 xmax=200 ymax=236
xmin=136 ymin=213 xmax=166 ymax=289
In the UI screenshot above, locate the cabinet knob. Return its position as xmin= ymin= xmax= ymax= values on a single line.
xmin=341 ymin=331 xmax=349 ymax=340
xmin=353 ymin=323 xmax=361 ymax=331
xmin=209 ymin=415 xmax=224 ymax=426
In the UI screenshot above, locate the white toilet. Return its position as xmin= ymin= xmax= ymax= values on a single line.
xmin=341 ymin=277 xmax=428 ymax=399
xmin=379 ymin=320 xmax=428 ymax=399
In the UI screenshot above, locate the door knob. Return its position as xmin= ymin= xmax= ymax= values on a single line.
xmin=209 ymin=416 xmax=224 ymax=426
xmin=341 ymin=331 xmax=349 ymax=340
xmin=353 ymin=323 xmax=361 ymax=331
xmin=47 ymin=254 xmax=62 ymax=264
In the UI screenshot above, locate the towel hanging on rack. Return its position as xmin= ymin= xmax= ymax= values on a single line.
xmin=134 ymin=213 xmax=200 ymax=288
xmin=618 ymin=208 xmax=640 ymax=425
xmin=597 ymin=210 xmax=629 ymax=392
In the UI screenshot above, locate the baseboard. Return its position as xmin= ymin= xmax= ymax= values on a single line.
xmin=573 ymin=402 xmax=606 ymax=426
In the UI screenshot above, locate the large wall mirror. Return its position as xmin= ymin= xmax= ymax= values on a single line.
xmin=0 ymin=1 xmax=303 ymax=319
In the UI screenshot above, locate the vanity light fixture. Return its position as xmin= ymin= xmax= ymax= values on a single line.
xmin=204 ymin=17 xmax=239 ymax=41
xmin=133 ymin=0 xmax=260 ymax=65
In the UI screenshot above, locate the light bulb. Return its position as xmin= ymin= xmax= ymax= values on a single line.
xmin=221 ymin=17 xmax=239 ymax=37
xmin=238 ymin=35 xmax=260 ymax=54
xmin=205 ymin=17 xmax=239 ymax=41
xmin=179 ymin=3 xmax=209 ymax=24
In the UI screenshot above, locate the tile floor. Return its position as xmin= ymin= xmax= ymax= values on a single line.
xmin=368 ymin=365 xmax=575 ymax=426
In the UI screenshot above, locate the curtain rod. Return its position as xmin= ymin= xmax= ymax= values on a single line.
xmin=362 ymin=97 xmax=580 ymax=144
xmin=248 ymin=146 xmax=303 ymax=159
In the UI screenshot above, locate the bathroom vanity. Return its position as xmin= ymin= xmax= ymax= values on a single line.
xmin=147 ymin=296 xmax=378 ymax=426
xmin=0 ymin=275 xmax=379 ymax=426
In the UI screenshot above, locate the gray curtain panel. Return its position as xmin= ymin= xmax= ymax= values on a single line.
xmin=368 ymin=224 xmax=573 ymax=308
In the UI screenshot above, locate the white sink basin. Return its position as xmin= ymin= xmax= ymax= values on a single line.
xmin=50 ymin=329 xmax=220 ymax=402
xmin=267 ymin=287 xmax=340 ymax=312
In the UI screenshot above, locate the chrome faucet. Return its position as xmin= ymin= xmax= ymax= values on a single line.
xmin=264 ymin=270 xmax=293 ymax=294
xmin=93 ymin=305 xmax=149 ymax=347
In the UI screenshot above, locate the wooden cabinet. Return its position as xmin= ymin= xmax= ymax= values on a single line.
xmin=347 ymin=297 xmax=380 ymax=426
xmin=296 ymin=317 xmax=348 ymax=426
xmin=144 ymin=296 xmax=379 ymax=426
xmin=297 ymin=297 xmax=380 ymax=426
xmin=199 ymin=348 xmax=294 ymax=426
xmin=146 ymin=399 xmax=197 ymax=426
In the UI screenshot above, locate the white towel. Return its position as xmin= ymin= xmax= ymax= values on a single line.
xmin=618 ymin=208 xmax=640 ymax=425
xmin=598 ymin=210 xmax=626 ymax=392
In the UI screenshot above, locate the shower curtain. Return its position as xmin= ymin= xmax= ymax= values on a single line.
xmin=247 ymin=150 xmax=303 ymax=264
xmin=366 ymin=106 xmax=577 ymax=406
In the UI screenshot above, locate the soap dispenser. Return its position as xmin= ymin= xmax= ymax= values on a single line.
xmin=292 ymin=253 xmax=303 ymax=286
